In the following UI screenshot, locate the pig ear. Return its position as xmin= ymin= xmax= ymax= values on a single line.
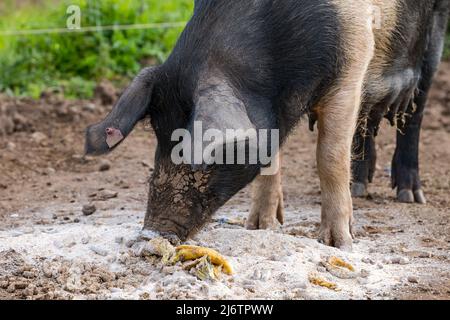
xmin=186 ymin=78 xmax=257 ymax=164
xmin=85 ymin=67 xmax=159 ymax=156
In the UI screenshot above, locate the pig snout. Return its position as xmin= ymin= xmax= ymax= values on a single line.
xmin=139 ymin=229 xmax=181 ymax=245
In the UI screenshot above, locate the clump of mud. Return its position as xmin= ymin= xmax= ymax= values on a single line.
xmin=0 ymin=103 xmax=33 ymax=137
xmin=0 ymin=248 xmax=150 ymax=300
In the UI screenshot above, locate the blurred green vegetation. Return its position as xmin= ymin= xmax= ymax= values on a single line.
xmin=0 ymin=1 xmax=449 ymax=99
xmin=0 ymin=0 xmax=193 ymax=99
xmin=445 ymin=23 xmax=450 ymax=61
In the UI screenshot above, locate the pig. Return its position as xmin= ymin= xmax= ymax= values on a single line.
xmin=86 ymin=0 xmax=449 ymax=250
xmin=350 ymin=0 xmax=449 ymax=204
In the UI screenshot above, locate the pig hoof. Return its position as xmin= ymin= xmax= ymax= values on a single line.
xmin=160 ymin=232 xmax=181 ymax=245
xmin=351 ymin=182 xmax=368 ymax=198
xmin=414 ymin=189 xmax=427 ymax=204
xmin=318 ymin=226 xmax=353 ymax=251
xmin=140 ymin=229 xmax=181 ymax=245
xmin=139 ymin=229 xmax=161 ymax=241
xmin=245 ymin=219 xmax=280 ymax=230
xmin=397 ymin=189 xmax=414 ymax=203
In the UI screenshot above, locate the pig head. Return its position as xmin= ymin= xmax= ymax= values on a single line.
xmin=85 ymin=67 xmax=275 ymax=243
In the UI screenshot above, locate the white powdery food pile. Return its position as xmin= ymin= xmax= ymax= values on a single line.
xmin=0 ymin=204 xmax=424 ymax=300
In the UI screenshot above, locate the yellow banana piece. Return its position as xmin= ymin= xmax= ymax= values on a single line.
xmin=174 ymin=245 xmax=233 ymax=275
xmin=308 ymin=274 xmax=340 ymax=291
xmin=328 ymin=256 xmax=355 ymax=272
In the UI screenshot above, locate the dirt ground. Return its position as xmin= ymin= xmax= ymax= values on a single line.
xmin=0 ymin=63 xmax=449 ymax=300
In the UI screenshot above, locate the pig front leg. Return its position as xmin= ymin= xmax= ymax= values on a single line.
xmin=246 ymin=155 xmax=284 ymax=230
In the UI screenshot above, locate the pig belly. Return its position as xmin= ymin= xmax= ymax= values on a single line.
xmin=362 ymin=67 xmax=421 ymax=123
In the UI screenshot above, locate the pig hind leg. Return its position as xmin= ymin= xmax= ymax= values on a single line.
xmin=316 ymin=15 xmax=374 ymax=250
xmin=351 ymin=119 xmax=378 ymax=197
xmin=392 ymin=9 xmax=448 ymax=204
xmin=351 ymin=108 xmax=384 ymax=197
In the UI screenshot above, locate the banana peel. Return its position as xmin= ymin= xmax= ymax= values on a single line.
xmin=328 ymin=256 xmax=355 ymax=272
xmin=308 ymin=274 xmax=340 ymax=291
xmin=139 ymin=240 xmax=233 ymax=279
xmin=141 ymin=238 xmax=176 ymax=265
xmin=173 ymin=245 xmax=233 ymax=275
xmin=321 ymin=256 xmax=357 ymax=279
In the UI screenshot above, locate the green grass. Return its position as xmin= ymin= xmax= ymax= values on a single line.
xmin=0 ymin=0 xmax=193 ymax=99
xmin=0 ymin=1 xmax=449 ymax=99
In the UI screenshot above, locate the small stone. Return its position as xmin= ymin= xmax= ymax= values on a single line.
xmin=99 ymin=160 xmax=111 ymax=172
xmin=95 ymin=190 xmax=118 ymax=201
xmin=14 ymin=282 xmax=28 ymax=290
xmin=243 ymin=284 xmax=256 ymax=292
xmin=316 ymin=266 xmax=326 ymax=273
xmin=82 ymin=204 xmax=96 ymax=216
xmin=44 ymin=167 xmax=56 ymax=175
xmin=251 ymin=269 xmax=262 ymax=280
xmin=31 ymin=132 xmax=48 ymax=145
xmin=83 ymin=103 xmax=97 ymax=112
xmin=0 ymin=280 xmax=9 ymax=289
xmin=90 ymin=246 xmax=108 ymax=257
xmin=407 ymin=276 xmax=419 ymax=284
xmin=81 ymin=237 xmax=90 ymax=245
xmin=6 ymin=284 xmax=15 ymax=293
xmin=292 ymin=281 xmax=308 ymax=290
xmin=6 ymin=142 xmax=16 ymax=151
xmin=357 ymin=278 xmax=368 ymax=285
xmin=125 ymin=239 xmax=136 ymax=248
xmin=390 ymin=257 xmax=409 ymax=265
xmin=115 ymin=237 xmax=124 ymax=244
xmin=22 ymin=271 xmax=36 ymax=279
xmin=360 ymin=269 xmax=370 ymax=278
xmin=362 ymin=257 xmax=375 ymax=264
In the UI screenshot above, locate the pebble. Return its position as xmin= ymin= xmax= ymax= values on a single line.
xmin=95 ymin=190 xmax=118 ymax=201
xmin=316 ymin=266 xmax=326 ymax=273
xmin=383 ymin=256 xmax=409 ymax=265
xmin=99 ymin=160 xmax=112 ymax=172
xmin=6 ymin=142 xmax=16 ymax=151
xmin=360 ymin=269 xmax=370 ymax=278
xmin=10 ymin=231 xmax=24 ymax=237
xmin=0 ymin=280 xmax=9 ymax=289
xmin=53 ymin=241 xmax=63 ymax=249
xmin=362 ymin=257 xmax=375 ymax=265
xmin=391 ymin=257 xmax=409 ymax=265
xmin=83 ymin=103 xmax=96 ymax=112
xmin=81 ymin=237 xmax=90 ymax=245
xmin=44 ymin=167 xmax=56 ymax=175
xmin=292 ymin=280 xmax=308 ymax=290
xmin=251 ymin=269 xmax=262 ymax=280
xmin=90 ymin=246 xmax=109 ymax=257
xmin=357 ymin=278 xmax=368 ymax=285
xmin=125 ymin=239 xmax=136 ymax=248
xmin=31 ymin=132 xmax=48 ymax=145
xmin=115 ymin=236 xmax=124 ymax=244
xmin=82 ymin=204 xmax=97 ymax=216
xmin=407 ymin=276 xmax=419 ymax=284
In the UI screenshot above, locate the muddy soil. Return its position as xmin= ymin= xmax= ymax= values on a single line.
xmin=0 ymin=64 xmax=449 ymax=300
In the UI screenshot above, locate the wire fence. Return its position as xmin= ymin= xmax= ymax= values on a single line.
xmin=0 ymin=22 xmax=187 ymax=36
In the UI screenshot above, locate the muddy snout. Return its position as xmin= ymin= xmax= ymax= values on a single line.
xmin=139 ymin=229 xmax=181 ymax=245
